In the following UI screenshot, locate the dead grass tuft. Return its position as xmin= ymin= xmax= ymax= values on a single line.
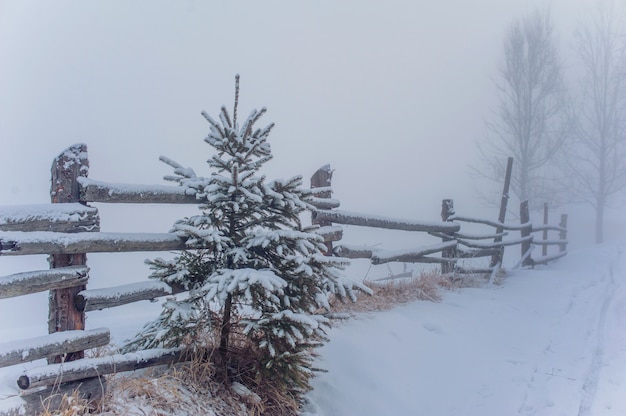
xmin=329 ymin=270 xmax=441 ymax=314
xmin=330 ymin=269 xmax=490 ymax=314
xmin=38 ymin=389 xmax=93 ymax=416
xmin=94 ymin=338 xmax=301 ymax=416
xmin=99 ymin=364 xmax=248 ymax=416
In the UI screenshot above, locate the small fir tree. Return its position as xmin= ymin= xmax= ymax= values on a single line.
xmin=124 ymin=76 xmax=368 ymax=396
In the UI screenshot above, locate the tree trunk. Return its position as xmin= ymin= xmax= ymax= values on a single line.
xmin=218 ymin=293 xmax=233 ymax=380
xmin=596 ymin=149 xmax=606 ymax=243
xmin=595 ymin=201 xmax=604 ymax=244
xmin=542 ymin=203 xmax=549 ymax=256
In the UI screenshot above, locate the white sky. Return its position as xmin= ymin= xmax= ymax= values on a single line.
xmin=0 ymin=0 xmax=598 ymax=217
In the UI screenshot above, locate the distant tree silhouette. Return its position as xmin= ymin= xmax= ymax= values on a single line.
xmin=476 ymin=9 xmax=570 ymax=210
xmin=563 ymin=2 xmax=626 ymax=243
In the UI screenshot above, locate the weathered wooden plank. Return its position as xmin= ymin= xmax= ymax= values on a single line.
xmin=0 ymin=203 xmax=100 ymax=233
xmin=0 ymin=231 xmax=186 ymax=256
xmin=371 ymin=241 xmax=457 ymax=265
xmin=313 ymin=210 xmax=461 ymax=233
xmin=450 ymin=215 xmax=531 ymax=231
xmin=370 ymin=272 xmax=414 ymax=282
xmin=531 ymin=224 xmax=567 ymax=232
xmin=429 ymin=231 xmax=509 ymax=240
xmin=0 ymin=328 xmax=110 ymax=368
xmin=336 ymin=244 xmax=453 ymax=263
xmin=0 ymin=266 xmax=89 ymax=299
xmin=408 ymin=256 xmax=454 ymax=264
xmin=334 ymin=245 xmax=375 ymax=259
xmin=18 ymin=348 xmax=185 ymax=390
xmin=455 ymin=267 xmax=495 ymax=274
xmin=315 ymin=226 xmax=343 ymax=243
xmin=456 ymin=235 xmax=534 ymax=249
xmin=456 ymin=247 xmax=501 ymax=258
xmin=75 ymin=281 xmax=172 ymax=312
xmin=78 ymin=178 xmax=198 ymax=204
xmin=306 ymin=197 xmax=341 ymax=210
xmin=532 ymin=239 xmax=568 ymax=246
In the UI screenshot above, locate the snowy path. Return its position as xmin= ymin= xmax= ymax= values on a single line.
xmin=302 ymin=244 xmax=626 ymax=416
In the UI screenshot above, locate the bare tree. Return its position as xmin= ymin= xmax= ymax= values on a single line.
xmin=476 ymin=9 xmax=569 ymax=209
xmin=564 ymin=2 xmax=626 ymax=243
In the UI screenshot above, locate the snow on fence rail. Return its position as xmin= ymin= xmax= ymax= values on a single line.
xmin=0 ymin=145 xmax=569 ymax=415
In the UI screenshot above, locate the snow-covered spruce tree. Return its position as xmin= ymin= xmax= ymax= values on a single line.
xmin=124 ymin=76 xmax=368 ymax=396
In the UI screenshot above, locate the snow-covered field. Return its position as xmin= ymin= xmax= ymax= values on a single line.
xmin=303 ymin=243 xmax=626 ymax=416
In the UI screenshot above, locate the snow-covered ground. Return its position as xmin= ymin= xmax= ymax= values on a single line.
xmin=302 ymin=243 xmax=626 ymax=416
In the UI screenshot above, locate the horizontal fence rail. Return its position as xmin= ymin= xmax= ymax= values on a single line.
xmin=0 ymin=231 xmax=187 ymax=256
xmin=17 ymin=348 xmax=184 ymax=390
xmin=313 ymin=209 xmax=460 ymax=233
xmin=0 ymin=266 xmax=89 ymax=299
xmin=0 ymin=328 xmax=110 ymax=368
xmin=0 ymin=203 xmax=100 ymax=233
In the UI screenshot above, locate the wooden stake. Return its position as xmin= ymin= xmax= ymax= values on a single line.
xmin=48 ymin=144 xmax=89 ymax=363
xmin=490 ymin=157 xmax=513 ymax=268
xmin=520 ymin=200 xmax=533 ymax=267
xmin=559 ymin=214 xmax=568 ymax=253
xmin=440 ymin=199 xmax=456 ymax=274
xmin=310 ymin=165 xmax=334 ymax=255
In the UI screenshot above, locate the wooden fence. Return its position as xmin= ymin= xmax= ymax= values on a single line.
xmin=0 ymin=145 xmax=567 ymax=414
xmin=310 ymin=164 xmax=568 ymax=277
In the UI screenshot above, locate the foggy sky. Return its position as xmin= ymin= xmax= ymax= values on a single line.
xmin=0 ymin=0 xmax=595 ymax=217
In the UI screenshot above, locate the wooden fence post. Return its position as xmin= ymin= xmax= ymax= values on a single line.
xmin=48 ymin=144 xmax=89 ymax=363
xmin=542 ymin=202 xmax=548 ymax=256
xmin=490 ymin=157 xmax=513 ymax=268
xmin=559 ymin=214 xmax=568 ymax=253
xmin=311 ymin=164 xmax=334 ymax=255
xmin=440 ymin=199 xmax=456 ymax=274
xmin=520 ymin=200 xmax=533 ymax=267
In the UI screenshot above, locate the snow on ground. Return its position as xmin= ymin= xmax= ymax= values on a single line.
xmin=1 ymin=240 xmax=625 ymax=415
xmin=302 ymin=242 xmax=626 ymax=416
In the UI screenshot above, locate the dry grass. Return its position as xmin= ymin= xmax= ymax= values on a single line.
xmin=330 ymin=269 xmax=491 ymax=315
xmin=330 ymin=270 xmax=443 ymax=314
xmin=97 ymin=361 xmax=248 ymax=416
xmin=81 ymin=337 xmax=300 ymax=416
xmin=38 ymin=390 xmax=94 ymax=416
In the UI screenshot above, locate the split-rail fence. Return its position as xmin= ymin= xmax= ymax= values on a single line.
xmin=0 ymin=145 xmax=567 ymax=415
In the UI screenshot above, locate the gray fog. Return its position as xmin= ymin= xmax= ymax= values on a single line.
xmin=1 ymin=1 xmax=594 ymax=216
